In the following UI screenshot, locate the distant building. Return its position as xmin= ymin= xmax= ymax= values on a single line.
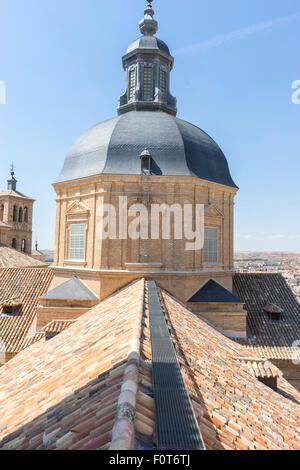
xmin=31 ymin=241 xmax=46 ymax=263
xmin=0 ymin=169 xmax=34 ymax=255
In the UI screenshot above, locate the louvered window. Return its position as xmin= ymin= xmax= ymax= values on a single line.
xmin=160 ymin=69 xmax=167 ymax=99
xmin=129 ymin=69 xmax=136 ymax=101
xmin=203 ymin=227 xmax=218 ymax=264
xmin=143 ymin=67 xmax=153 ymax=99
xmin=69 ymin=224 xmax=85 ymax=260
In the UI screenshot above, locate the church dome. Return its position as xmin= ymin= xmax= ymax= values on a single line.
xmin=56 ymin=2 xmax=237 ymax=189
xmin=126 ymin=36 xmax=170 ymax=55
xmin=56 ymin=110 xmax=237 ymax=188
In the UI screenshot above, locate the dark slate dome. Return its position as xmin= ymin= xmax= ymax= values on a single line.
xmin=127 ymin=36 xmax=170 ymax=55
xmin=56 ymin=111 xmax=237 ymax=188
xmin=56 ymin=4 xmax=237 ymax=189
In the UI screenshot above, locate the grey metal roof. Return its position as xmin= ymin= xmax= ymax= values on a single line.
xmin=56 ymin=111 xmax=237 ymax=188
xmin=40 ymin=276 xmax=98 ymax=301
xmin=188 ymin=279 xmax=243 ymax=303
xmin=126 ymin=36 xmax=170 ymax=55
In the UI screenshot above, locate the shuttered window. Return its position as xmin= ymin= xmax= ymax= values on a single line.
xmin=129 ymin=69 xmax=136 ymax=101
xmin=143 ymin=67 xmax=153 ymax=99
xmin=160 ymin=69 xmax=167 ymax=99
xmin=203 ymin=227 xmax=218 ymax=264
xmin=69 ymin=224 xmax=85 ymax=260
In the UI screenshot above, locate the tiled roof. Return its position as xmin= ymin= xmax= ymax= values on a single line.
xmin=0 ymin=279 xmax=155 ymax=450
xmin=234 ymin=357 xmax=281 ymax=379
xmin=20 ymin=332 xmax=46 ymax=350
xmin=18 ymin=321 xmax=76 ymax=352
xmin=0 ymin=190 xmax=33 ymax=200
xmin=188 ymin=279 xmax=243 ymax=303
xmin=0 ymin=244 xmax=46 ymax=268
xmin=0 ymin=267 xmax=54 ymax=354
xmin=160 ymin=288 xmax=300 ymax=450
xmin=233 ymin=273 xmax=300 ymax=360
xmin=43 ymin=320 xmax=76 ymax=334
xmin=0 ymin=279 xmax=298 ymax=450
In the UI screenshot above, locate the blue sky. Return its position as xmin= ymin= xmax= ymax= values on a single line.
xmin=0 ymin=0 xmax=299 ymax=251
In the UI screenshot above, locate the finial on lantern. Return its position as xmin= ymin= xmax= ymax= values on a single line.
xmin=139 ymin=0 xmax=158 ymax=36
xmin=7 ymin=163 xmax=17 ymax=191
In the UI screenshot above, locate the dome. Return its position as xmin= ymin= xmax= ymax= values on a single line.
xmin=56 ymin=111 xmax=237 ymax=188
xmin=126 ymin=36 xmax=170 ymax=56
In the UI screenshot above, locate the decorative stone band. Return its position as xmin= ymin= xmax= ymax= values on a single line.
xmin=109 ymin=279 xmax=145 ymax=450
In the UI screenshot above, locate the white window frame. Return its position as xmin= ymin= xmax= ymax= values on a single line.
xmin=203 ymin=227 xmax=219 ymax=264
xmin=69 ymin=223 xmax=86 ymax=261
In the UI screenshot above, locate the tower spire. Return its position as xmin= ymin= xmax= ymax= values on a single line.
xmin=7 ymin=163 xmax=17 ymax=191
xmin=139 ymin=1 xmax=158 ymax=36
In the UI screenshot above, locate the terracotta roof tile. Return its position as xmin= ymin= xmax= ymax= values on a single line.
xmin=0 ymin=279 xmax=298 ymax=450
xmin=0 ymin=267 xmax=54 ymax=355
xmin=234 ymin=357 xmax=282 ymax=379
xmin=0 ymin=244 xmax=47 ymax=268
xmin=159 ymin=287 xmax=300 ymax=450
xmin=42 ymin=320 xmax=76 ymax=334
xmin=0 ymin=279 xmax=155 ymax=450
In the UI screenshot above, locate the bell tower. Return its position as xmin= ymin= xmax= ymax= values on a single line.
xmin=0 ymin=166 xmax=35 ymax=254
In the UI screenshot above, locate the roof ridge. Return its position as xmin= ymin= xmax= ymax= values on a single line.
xmin=147 ymin=280 xmax=205 ymax=450
xmin=109 ymin=278 xmax=145 ymax=450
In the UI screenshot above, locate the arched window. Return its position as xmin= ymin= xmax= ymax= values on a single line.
xmin=18 ymin=207 xmax=23 ymax=223
xmin=13 ymin=205 xmax=17 ymax=222
xmin=12 ymin=238 xmax=17 ymax=249
xmin=0 ymin=204 xmax=4 ymax=222
xmin=21 ymin=239 xmax=26 ymax=253
xmin=24 ymin=207 xmax=28 ymax=223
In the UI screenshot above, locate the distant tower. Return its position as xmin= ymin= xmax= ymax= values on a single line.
xmin=0 ymin=167 xmax=35 ymax=254
xmin=31 ymin=239 xmax=46 ymax=262
xmin=7 ymin=164 xmax=17 ymax=191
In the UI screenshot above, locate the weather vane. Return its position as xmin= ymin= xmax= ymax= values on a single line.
xmin=10 ymin=162 xmax=15 ymax=176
